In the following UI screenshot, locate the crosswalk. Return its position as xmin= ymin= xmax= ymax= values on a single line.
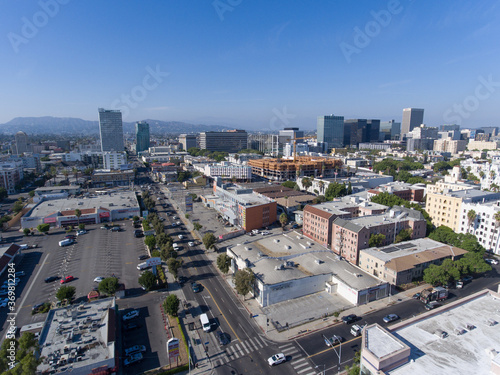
xmin=212 ymin=337 xmax=316 ymax=375
xmin=277 ymin=342 xmax=317 ymax=375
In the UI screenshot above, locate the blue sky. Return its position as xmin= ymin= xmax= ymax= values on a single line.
xmin=1 ymin=0 xmax=499 ymax=130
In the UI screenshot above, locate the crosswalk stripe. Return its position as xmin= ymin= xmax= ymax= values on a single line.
xmin=281 ymin=347 xmax=299 ymax=355
xmin=279 ymin=342 xmax=294 ymax=349
xmin=240 ymin=341 xmax=250 ymax=354
xmin=251 ymin=337 xmax=263 ymax=349
xmin=297 ymin=367 xmax=314 ymax=374
xmin=292 ymin=358 xmax=307 ymax=365
xmin=226 ymin=346 xmax=234 ymax=356
xmin=294 ymin=361 xmax=309 ymax=369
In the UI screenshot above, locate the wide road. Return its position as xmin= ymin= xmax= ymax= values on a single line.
xmin=154 ymin=187 xmax=318 ymax=375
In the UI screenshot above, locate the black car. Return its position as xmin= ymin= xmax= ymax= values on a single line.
xmin=341 ymin=314 xmax=358 ymax=324
xmin=178 ymin=276 xmax=187 ymax=285
xmin=216 ymin=331 xmax=230 ymax=346
xmin=124 ymin=323 xmax=141 ymax=331
xmin=134 ymin=230 xmax=143 ymax=238
xmin=32 ymin=303 xmax=45 ymax=312
xmin=45 ymin=276 xmax=59 ymax=283
xmin=138 ymin=255 xmax=149 ymax=260
xmin=191 ymin=282 xmax=200 ymax=293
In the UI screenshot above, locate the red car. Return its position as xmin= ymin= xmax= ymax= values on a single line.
xmin=60 ymin=276 xmax=74 ymax=284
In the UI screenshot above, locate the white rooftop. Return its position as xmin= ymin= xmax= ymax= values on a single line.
xmin=361 ymin=238 xmax=450 ymax=263
xmin=365 ymin=324 xmax=407 ymax=359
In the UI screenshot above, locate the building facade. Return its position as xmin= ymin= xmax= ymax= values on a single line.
xmin=458 ymin=200 xmax=500 ymax=254
xmin=0 ymin=161 xmax=24 ymax=194
xmin=179 ymin=134 xmax=197 ymax=150
xmin=401 ymin=108 xmax=424 ymax=135
xmin=199 ymin=130 xmax=247 ymax=153
xmin=379 ymin=120 xmax=401 ymax=141
xmin=98 ymin=108 xmax=124 ymax=152
xmin=135 ymin=121 xmax=150 ymax=152
xmin=14 ymin=131 xmax=30 ymax=154
xmin=102 ymin=151 xmax=127 ymax=170
xmin=203 ymin=162 xmax=252 ymax=180
xmin=317 ymin=115 xmax=344 ymax=149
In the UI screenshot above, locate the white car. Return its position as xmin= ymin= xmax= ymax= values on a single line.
xmin=261 ymin=231 xmax=270 ymax=235
xmin=176 ymin=221 xmax=181 ymax=226
xmin=124 ymin=345 xmax=146 ymax=356
xmin=94 ymin=277 xmax=105 ymax=283
xmin=123 ymin=310 xmax=140 ymax=321
xmin=188 ymin=241 xmax=194 ymax=247
xmin=268 ymin=353 xmax=286 ymax=366
xmin=178 ymin=234 xmax=183 ymax=239
xmin=76 ymin=230 xmax=87 ymax=236
xmin=486 ymin=258 xmax=499 ymax=265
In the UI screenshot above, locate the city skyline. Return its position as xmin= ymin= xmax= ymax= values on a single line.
xmin=2 ymin=1 xmax=500 ymax=129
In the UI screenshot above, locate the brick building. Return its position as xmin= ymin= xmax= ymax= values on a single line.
xmin=331 ymin=206 xmax=427 ymax=265
xmin=367 ymin=182 xmax=425 ymax=202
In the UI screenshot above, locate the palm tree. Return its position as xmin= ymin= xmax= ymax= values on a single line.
xmin=479 ymin=171 xmax=485 ymax=179
xmin=467 ymin=209 xmax=477 ymax=232
xmin=318 ymin=180 xmax=325 ymax=194
xmin=75 ymin=209 xmax=82 ymax=227
xmin=490 ymin=170 xmax=496 ymax=180
xmin=279 ymin=213 xmax=288 ymax=230
xmin=62 ymin=170 xmax=70 ymax=185
xmin=72 ymin=167 xmax=79 ymax=184
xmin=301 ymin=177 xmax=312 ymax=191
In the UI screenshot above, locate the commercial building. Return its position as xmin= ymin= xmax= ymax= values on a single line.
xmin=366 ymin=181 xmax=425 ymax=202
xmin=227 ymin=232 xmax=389 ymax=307
xmin=21 ymin=190 xmax=140 ymax=229
xmin=179 ymin=134 xmax=197 ymax=150
xmin=248 ymin=156 xmax=343 ymax=181
xmin=0 ymin=244 xmax=21 ymax=276
xmin=303 ymin=197 xmax=387 ymax=248
xmin=199 ymin=130 xmax=247 ymax=153
xmin=279 ymin=127 xmax=304 ymax=144
xmin=379 ymin=120 xmax=401 ymax=141
xmin=317 ymin=115 xmax=344 ymax=149
xmin=0 ymin=160 xmax=24 ymax=194
xmin=203 ymin=162 xmax=252 ymax=180
xmin=91 ymin=169 xmax=134 ymax=188
xmin=331 ymin=206 xmax=427 ymax=265
xmin=202 ymin=178 xmax=277 ymax=231
xmin=401 ymin=108 xmax=424 ymax=135
xmin=359 ymin=238 xmax=467 ymax=285
xmin=248 ymin=134 xmax=279 ymax=155
xmin=358 ymin=142 xmax=392 ymax=151
xmin=102 ymin=151 xmax=127 ymax=170
xmin=135 ymin=121 xmax=150 ymax=152
xmin=433 ymin=138 xmax=467 ymax=154
xmin=344 ymin=119 xmax=380 ymax=147
xmin=37 ymin=298 xmax=117 ymax=375
xmin=98 ymin=108 xmax=124 ymax=152
xmin=407 ymin=138 xmax=435 ymax=152
xmin=468 ymin=140 xmax=498 ymax=150
xmin=360 ymin=288 xmax=500 ymax=375
xmin=458 ymin=200 xmax=500 ymax=253
xmin=426 ymin=189 xmax=500 ymax=231
xmin=14 ymin=131 xmax=30 ymax=154
xmin=33 ymin=185 xmax=82 ymax=203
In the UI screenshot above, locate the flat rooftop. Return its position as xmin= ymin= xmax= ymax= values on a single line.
xmin=388 ymin=290 xmax=500 ymax=375
xmin=37 ymin=298 xmax=116 ymax=374
xmin=230 ymin=232 xmax=383 ymax=289
xmin=28 ymin=190 xmax=138 ymax=217
xmin=336 ymin=206 xmax=423 ymax=230
xmin=365 ymin=324 xmax=408 ymax=359
xmin=35 ymin=185 xmax=80 ymax=192
xmin=312 ymin=197 xmax=387 ymax=213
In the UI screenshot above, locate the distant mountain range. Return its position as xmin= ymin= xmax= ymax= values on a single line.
xmin=0 ymin=116 xmax=234 ymax=135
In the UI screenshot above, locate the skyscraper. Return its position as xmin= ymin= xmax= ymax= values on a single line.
xmin=317 ymin=115 xmax=344 ymax=149
xmin=98 ymin=108 xmax=124 ymax=152
xmin=135 ymin=121 xmax=150 ymax=153
xmin=199 ymin=130 xmax=247 ymax=153
xmin=14 ymin=131 xmax=29 ymax=154
xmin=380 ymin=120 xmax=401 ymax=141
xmin=401 ymin=108 xmax=424 ymax=136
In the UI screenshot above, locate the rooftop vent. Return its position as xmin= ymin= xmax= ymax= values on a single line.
xmin=487 ymin=319 xmax=497 ymax=326
xmin=315 ymin=259 xmax=323 ymax=265
xmin=274 ymin=264 xmax=284 ymax=271
xmin=284 ymin=245 xmax=291 ymax=250
xmin=274 ymin=239 xmax=280 ymax=243
xmin=466 ymin=323 xmax=475 ymax=331
xmin=244 ymin=246 xmax=251 ymax=251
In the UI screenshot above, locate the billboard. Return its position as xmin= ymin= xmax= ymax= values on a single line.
xmin=185 ymin=195 xmax=193 ymax=212
xmin=167 ymin=338 xmax=180 ymax=359
xmin=147 ymin=257 xmax=162 ymax=267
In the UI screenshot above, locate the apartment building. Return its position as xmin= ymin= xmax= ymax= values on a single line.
xmin=0 ymin=161 xmax=24 ymax=194
xmin=303 ymin=197 xmax=387 ymax=247
xmin=468 ymin=140 xmax=498 ymax=150
xmin=331 ymin=206 xmax=427 ymax=265
xmin=203 ymin=162 xmax=252 ymax=180
xmin=359 ymin=238 xmax=467 ymax=285
xmin=367 ymin=181 xmax=425 ymax=202
xmin=461 ymin=157 xmax=500 ymax=191
xmin=426 ymin=189 xmax=500 ymax=231
xmin=458 ymin=200 xmax=500 ymax=254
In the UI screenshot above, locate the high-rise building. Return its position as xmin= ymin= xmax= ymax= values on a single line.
xmin=199 ymin=130 xmax=247 ymax=153
xmin=135 ymin=121 xmax=150 ymax=153
xmin=98 ymin=108 xmax=124 ymax=152
xmin=441 ymin=124 xmax=460 ymax=132
xmin=379 ymin=120 xmax=401 ymax=141
xmin=14 ymin=131 xmax=29 ymax=154
xmin=179 ymin=134 xmax=197 ymax=151
xmin=401 ymin=108 xmax=424 ymax=135
xmin=317 ymin=115 xmax=344 ymax=149
xmin=343 ymin=119 xmax=380 ymax=147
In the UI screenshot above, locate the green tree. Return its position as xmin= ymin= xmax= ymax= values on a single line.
xmin=78 ymin=223 xmax=86 ymax=230
xmin=133 ymin=215 xmax=140 ymax=222
xmin=325 ymin=182 xmax=348 ymax=200
xmin=423 ymin=264 xmax=452 ymax=286
xmin=13 ymin=199 xmax=25 ymax=213
xmin=98 ymin=277 xmax=119 ymax=295
xmin=217 ymin=254 xmax=232 ymax=274
xmin=144 ymin=235 xmax=157 ymax=250
xmin=301 ymin=177 xmax=312 ymax=191
xmin=279 ymin=213 xmax=289 ymax=229
xmin=164 ymin=294 xmax=180 ymax=317
xmin=74 ymin=208 xmax=82 ymax=227
xmin=23 ymin=228 xmax=31 ymax=236
xmin=37 ymin=223 xmax=50 ymax=234
xmin=194 ymin=222 xmax=203 ymax=231
xmin=28 ymin=190 xmax=35 ymax=198
xmin=233 ymin=268 xmax=255 ymax=298
xmin=167 ymin=258 xmax=182 ymax=279
xmin=202 ymin=232 xmax=217 ymax=250
xmin=368 ymin=233 xmax=386 ymax=247
xmin=457 ymin=252 xmax=492 ymax=275
xmin=0 ymin=187 xmax=7 ymax=200
xmin=138 ymin=270 xmax=157 ymax=291
xmin=56 ymin=285 xmax=76 ymax=302
xmin=281 ymin=181 xmax=297 ymax=189
xmin=347 ymin=181 xmax=352 ymax=195
xmin=467 ymin=209 xmax=477 ymax=229
xmin=395 ymin=228 xmax=412 ymax=243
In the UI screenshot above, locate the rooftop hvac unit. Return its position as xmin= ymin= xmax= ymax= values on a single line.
xmin=315 ymin=259 xmax=322 ymax=265
xmin=284 ymin=245 xmax=291 ymax=250
xmin=244 ymin=246 xmax=251 ymax=251
xmin=274 ymin=239 xmax=280 ymax=243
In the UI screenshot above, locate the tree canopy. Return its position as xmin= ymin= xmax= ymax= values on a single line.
xmin=217 ymin=254 xmax=232 ymax=274
xmin=368 ymin=233 xmax=386 ymax=247
xmin=234 ymin=268 xmax=255 ymax=297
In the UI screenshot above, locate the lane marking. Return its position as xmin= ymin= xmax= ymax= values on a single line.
xmin=307 ymin=336 xmax=361 ymax=358
xmin=201 ymin=282 xmax=240 ymax=342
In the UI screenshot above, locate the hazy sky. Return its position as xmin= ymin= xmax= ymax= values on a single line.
xmin=2 ymin=0 xmax=500 ymax=130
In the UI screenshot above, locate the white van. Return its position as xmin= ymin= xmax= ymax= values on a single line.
xmin=58 ymin=239 xmax=73 ymax=247
xmin=137 ymin=262 xmax=150 ymax=270
xmin=200 ymin=313 xmax=211 ymax=332
xmin=19 ymin=244 xmax=30 ymax=250
xmin=172 ymin=243 xmax=179 ymax=249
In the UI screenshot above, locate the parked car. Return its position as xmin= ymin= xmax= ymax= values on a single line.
xmin=486 ymin=258 xmax=499 ymax=265
xmin=425 ymin=301 xmax=441 ymax=310
xmin=59 ymin=239 xmax=74 ymax=247
xmin=32 ymin=303 xmax=45 ymax=312
xmin=15 ymin=271 xmax=25 ymax=277
xmin=100 ymin=226 xmax=109 ymax=230
xmin=64 ymin=235 xmax=76 ymax=240
xmin=412 ymin=293 xmax=421 ymax=299
xmin=176 ymin=221 xmax=181 ymax=226
xmin=268 ymin=353 xmax=286 ymax=366
xmin=191 ymin=282 xmax=200 ymax=293
xmin=123 ymin=310 xmax=140 ymax=321
xmin=45 ymin=276 xmax=59 ymax=283
xmin=76 ymin=230 xmax=87 ymax=236
xmin=188 ymin=241 xmax=194 ymax=247
xmin=138 ymin=255 xmax=149 ymax=260
xmin=124 ymin=352 xmax=143 ymax=366
xmin=383 ymin=314 xmax=399 ymax=323
xmin=178 ymin=234 xmax=184 ymax=239
xmin=261 ymin=231 xmax=270 ymax=235
xmin=341 ymin=314 xmax=358 ymax=324
xmin=178 ymin=276 xmax=187 ymax=285
xmin=111 ymin=226 xmax=122 ymax=232
xmin=134 ymin=230 xmax=143 ymax=238
xmin=94 ymin=277 xmax=105 ymax=283
xmin=462 ymin=275 xmax=473 ymax=283
xmin=60 ymin=276 xmax=74 ymax=284
xmin=171 ymin=223 xmax=177 ymax=227
xmin=216 ymin=331 xmax=230 ymax=346
xmin=124 ymin=345 xmax=146 ymax=356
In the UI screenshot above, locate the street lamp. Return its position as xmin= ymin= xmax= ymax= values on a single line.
xmin=315 ymin=364 xmax=326 ymax=375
